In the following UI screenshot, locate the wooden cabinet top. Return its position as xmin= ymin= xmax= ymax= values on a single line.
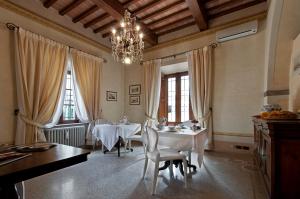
xmin=252 ymin=115 xmax=300 ymax=124
xmin=252 ymin=116 xmax=300 ymax=139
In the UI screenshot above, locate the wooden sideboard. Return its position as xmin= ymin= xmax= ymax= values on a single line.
xmin=252 ymin=116 xmax=300 ymax=199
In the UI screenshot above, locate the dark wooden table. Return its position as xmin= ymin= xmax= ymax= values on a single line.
xmin=0 ymin=144 xmax=90 ymax=199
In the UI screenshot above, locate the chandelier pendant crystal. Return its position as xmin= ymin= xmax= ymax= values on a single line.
xmin=111 ymin=10 xmax=144 ymax=65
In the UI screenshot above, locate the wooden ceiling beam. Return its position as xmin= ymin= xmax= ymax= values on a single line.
xmin=185 ymin=0 xmax=208 ymax=30
xmin=59 ymin=0 xmax=86 ymax=16
xmin=84 ymin=13 xmax=110 ymax=28
xmin=152 ymin=16 xmax=194 ymax=32
xmin=90 ymin=0 xmax=157 ymax=45
xmin=140 ymin=0 xmax=186 ymax=22
xmin=73 ymin=5 xmax=99 ymax=23
xmin=205 ymin=0 xmax=217 ymax=3
xmin=208 ymin=0 xmax=242 ymax=12
xmin=43 ymin=0 xmax=58 ymax=8
xmin=90 ymin=0 xmax=124 ymax=19
xmin=94 ymin=20 xmax=117 ymax=33
xmin=122 ymin=0 xmax=142 ymax=8
xmin=133 ymin=0 xmax=162 ymax=15
xmin=146 ymin=8 xmax=190 ymax=26
xmin=209 ymin=0 xmax=266 ymax=19
xmin=157 ymin=21 xmax=196 ymax=36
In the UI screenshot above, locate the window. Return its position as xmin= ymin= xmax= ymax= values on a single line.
xmin=181 ymin=75 xmax=190 ymax=122
xmin=167 ymin=77 xmax=176 ymax=122
xmin=158 ymin=72 xmax=193 ymax=124
xmin=59 ymin=70 xmax=79 ymax=123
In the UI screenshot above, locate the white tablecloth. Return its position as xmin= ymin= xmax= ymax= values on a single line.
xmin=92 ymin=123 xmax=141 ymax=151
xmin=116 ymin=123 xmax=141 ymax=140
xmin=157 ymin=128 xmax=207 ymax=167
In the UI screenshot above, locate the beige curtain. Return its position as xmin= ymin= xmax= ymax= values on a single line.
xmin=70 ymin=49 xmax=103 ymax=138
xmin=15 ymin=28 xmax=68 ymax=144
xmin=143 ymin=59 xmax=161 ymax=126
xmin=187 ymin=46 xmax=213 ymax=149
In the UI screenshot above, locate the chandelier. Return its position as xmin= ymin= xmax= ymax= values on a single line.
xmin=111 ymin=10 xmax=144 ymax=65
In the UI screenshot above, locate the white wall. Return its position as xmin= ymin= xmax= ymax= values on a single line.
xmin=124 ymin=64 xmax=145 ymax=123
xmin=0 ymin=23 xmax=17 ymax=144
xmin=0 ymin=6 xmax=124 ymax=144
xmin=213 ymin=22 xmax=265 ymax=136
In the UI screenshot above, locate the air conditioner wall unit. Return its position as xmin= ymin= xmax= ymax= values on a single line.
xmin=216 ymin=20 xmax=258 ymax=43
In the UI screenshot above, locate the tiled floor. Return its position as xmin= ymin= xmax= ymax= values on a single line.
xmin=25 ymin=147 xmax=267 ymax=199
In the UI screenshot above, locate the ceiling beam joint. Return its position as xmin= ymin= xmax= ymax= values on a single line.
xmin=185 ymin=0 xmax=208 ymax=30
xmin=43 ymin=0 xmax=58 ymax=8
xmin=90 ymin=0 xmax=157 ymax=45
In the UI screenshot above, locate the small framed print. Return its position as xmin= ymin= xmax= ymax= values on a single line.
xmin=129 ymin=96 xmax=140 ymax=105
xmin=106 ymin=91 xmax=117 ymax=101
xmin=129 ymin=84 xmax=141 ymax=95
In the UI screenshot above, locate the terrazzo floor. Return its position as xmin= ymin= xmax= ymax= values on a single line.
xmin=25 ymin=147 xmax=267 ymax=199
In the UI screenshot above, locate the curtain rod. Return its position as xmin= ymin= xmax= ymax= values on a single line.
xmin=6 ymin=22 xmax=107 ymax=63
xmin=141 ymin=42 xmax=218 ymax=63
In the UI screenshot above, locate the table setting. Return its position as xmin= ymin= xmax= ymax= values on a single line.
xmin=155 ymin=121 xmax=208 ymax=173
xmin=92 ymin=116 xmax=141 ymax=156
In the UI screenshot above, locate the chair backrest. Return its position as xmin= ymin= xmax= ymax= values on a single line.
xmin=145 ymin=127 xmax=158 ymax=153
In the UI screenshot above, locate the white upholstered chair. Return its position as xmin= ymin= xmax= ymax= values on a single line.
xmin=143 ymin=127 xmax=187 ymax=195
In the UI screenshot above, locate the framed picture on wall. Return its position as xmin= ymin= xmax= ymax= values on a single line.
xmin=129 ymin=84 xmax=141 ymax=95
xmin=106 ymin=91 xmax=117 ymax=101
xmin=129 ymin=96 xmax=140 ymax=105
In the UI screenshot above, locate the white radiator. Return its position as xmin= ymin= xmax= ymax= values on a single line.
xmin=44 ymin=125 xmax=86 ymax=147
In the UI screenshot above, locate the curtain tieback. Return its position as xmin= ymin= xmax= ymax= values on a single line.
xmin=18 ymin=114 xmax=45 ymax=142
xmin=18 ymin=114 xmax=44 ymax=128
xmin=198 ymin=111 xmax=211 ymax=123
xmin=145 ymin=113 xmax=156 ymax=120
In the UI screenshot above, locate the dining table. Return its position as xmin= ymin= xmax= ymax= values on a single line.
xmin=92 ymin=123 xmax=141 ymax=156
xmin=157 ymin=128 xmax=207 ymax=172
xmin=0 ymin=144 xmax=90 ymax=199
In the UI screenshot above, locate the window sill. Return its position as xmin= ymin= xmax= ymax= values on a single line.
xmin=53 ymin=122 xmax=89 ymax=128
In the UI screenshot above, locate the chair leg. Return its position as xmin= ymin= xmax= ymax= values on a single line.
xmin=124 ymin=140 xmax=128 ymax=152
xmin=93 ymin=140 xmax=96 ymax=151
xmin=188 ymin=150 xmax=192 ymax=172
xmin=142 ymin=157 xmax=148 ymax=179
xmin=188 ymin=151 xmax=191 ymax=164
xmin=169 ymin=160 xmax=173 ymax=177
xmin=152 ymin=160 xmax=160 ymax=195
xmin=182 ymin=158 xmax=188 ymax=188
xmin=129 ymin=140 xmax=132 ymax=149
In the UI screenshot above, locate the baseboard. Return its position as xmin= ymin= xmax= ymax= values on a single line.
xmin=213 ymin=140 xmax=254 ymax=154
xmin=214 ymin=131 xmax=253 ymax=137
